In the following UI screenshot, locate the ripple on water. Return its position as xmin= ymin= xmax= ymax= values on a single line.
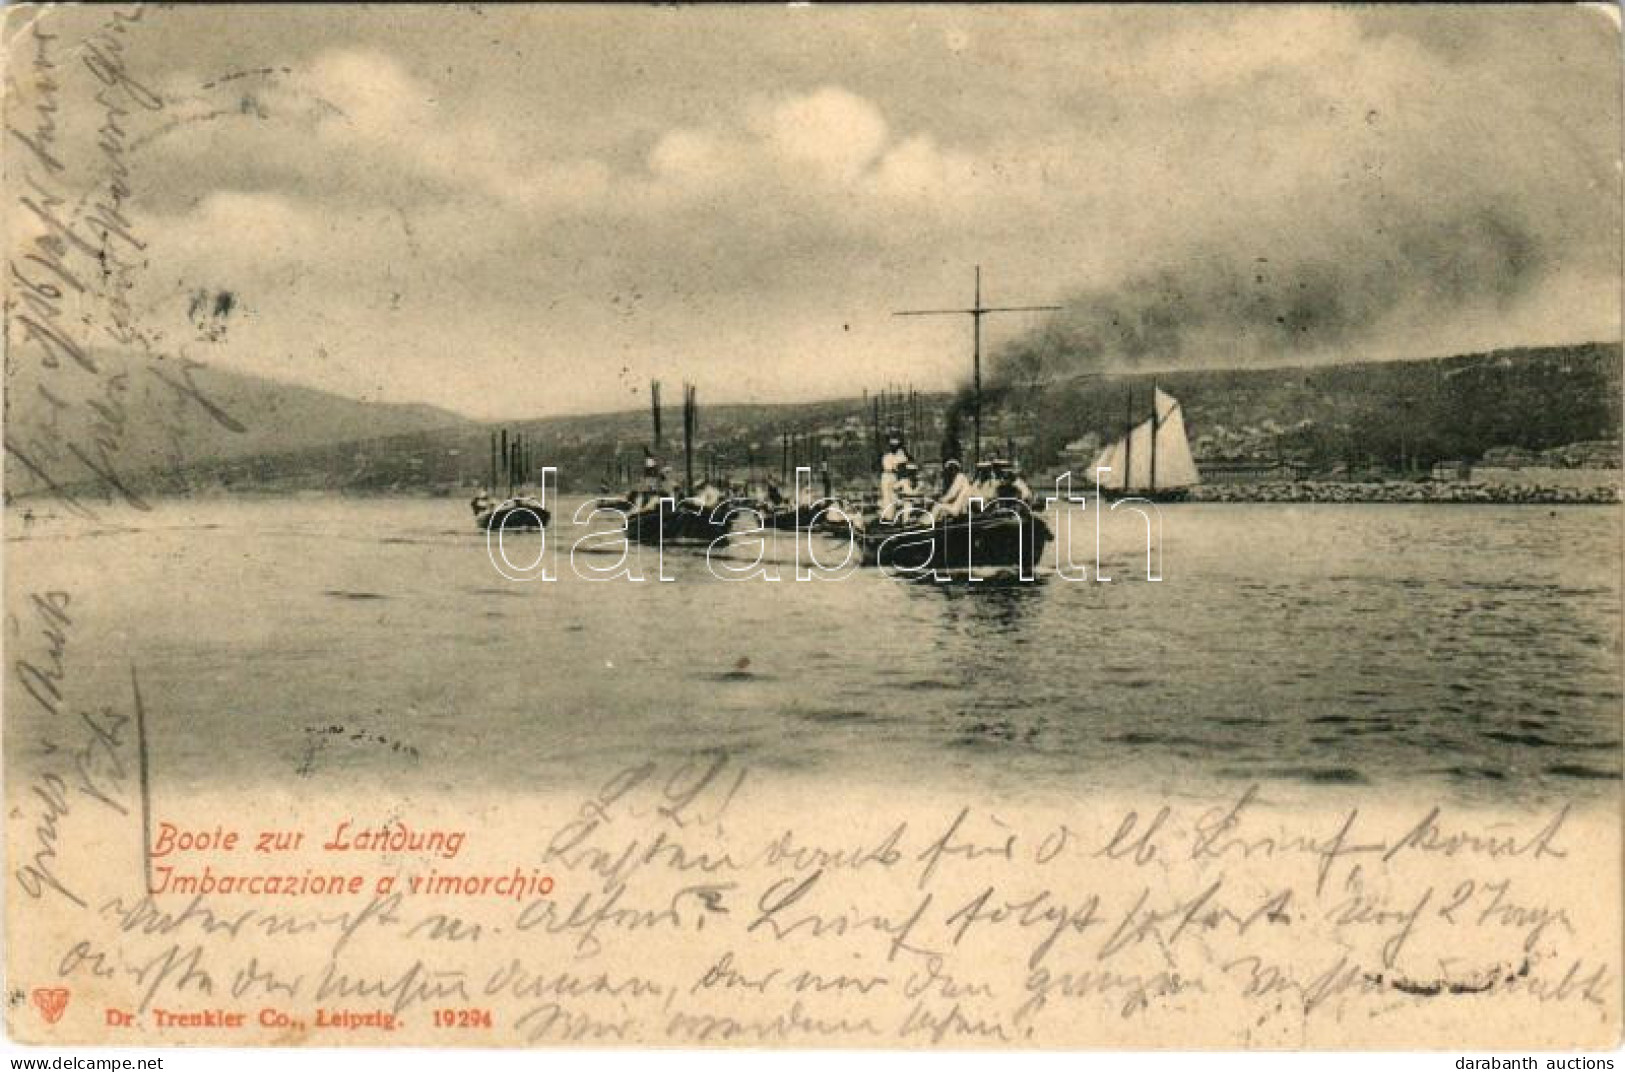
xmin=1223 ymin=766 xmax=1371 ymax=786
xmin=953 ymin=720 xmax=1027 ymax=747
xmin=703 ymin=669 xmax=773 ymax=683
xmin=1479 ymin=730 xmax=1565 ymax=748
xmin=1547 ymin=764 xmax=1620 ymax=781
xmin=797 ymin=707 xmax=879 ymax=725
xmin=21 ymin=498 xmax=1616 ymax=804
xmin=1438 ymin=765 xmax=1509 ymax=782
xmin=1210 ymin=715 xmax=1275 ymax=727
xmin=1106 ymin=731 xmax=1215 ymax=749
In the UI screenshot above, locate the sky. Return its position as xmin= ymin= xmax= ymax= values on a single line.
xmin=22 ymin=4 xmax=1624 ymax=418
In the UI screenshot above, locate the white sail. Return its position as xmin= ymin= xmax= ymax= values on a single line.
xmin=1089 ymin=387 xmax=1201 ymax=491
xmin=1149 ymin=388 xmax=1201 ymax=488
xmin=1091 ymin=433 xmax=1125 ymax=489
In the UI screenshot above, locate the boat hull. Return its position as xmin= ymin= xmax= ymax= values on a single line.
xmin=764 ymin=502 xmax=833 ymax=530
xmin=625 ymin=500 xmax=732 ymax=546
xmin=858 ymin=505 xmax=1050 ymax=573
xmin=475 ymin=501 xmax=550 ymax=531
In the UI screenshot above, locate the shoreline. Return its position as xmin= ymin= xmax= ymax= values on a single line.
xmin=6 ymin=479 xmax=1623 ymax=512
xmin=1187 ymin=480 xmax=1621 ymax=505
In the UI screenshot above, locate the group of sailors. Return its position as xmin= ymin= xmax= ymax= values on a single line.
xmin=621 ymin=447 xmax=727 ymax=511
xmin=481 ymin=429 xmax=1033 ymax=529
xmin=468 ymin=486 xmax=550 ymax=524
xmin=877 ymin=429 xmax=1032 ymax=525
xmin=762 ymin=472 xmax=821 ymax=510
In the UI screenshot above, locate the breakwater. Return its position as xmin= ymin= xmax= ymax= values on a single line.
xmin=1189 ymin=480 xmax=1621 ymax=505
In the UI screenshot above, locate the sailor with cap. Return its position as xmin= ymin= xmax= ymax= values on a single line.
xmin=878 ymin=428 xmax=912 ymax=516
xmin=882 ymin=461 xmax=924 ymax=523
xmin=971 ymin=460 xmax=1000 ymax=506
xmin=999 ymin=460 xmax=1034 ymax=504
xmin=637 ymin=447 xmax=663 ymax=505
xmin=930 ymin=458 xmax=974 ymax=521
xmin=681 ymin=479 xmax=724 ymax=512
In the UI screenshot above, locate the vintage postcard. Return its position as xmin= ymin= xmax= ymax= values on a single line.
xmin=4 ymin=3 xmax=1621 ymax=1053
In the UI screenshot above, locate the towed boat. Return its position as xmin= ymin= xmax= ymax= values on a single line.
xmin=858 ymin=501 xmax=1050 ymax=573
xmin=476 ymin=496 xmax=550 ymax=531
xmin=624 ymin=497 xmax=732 ymax=546
xmin=475 ymin=427 xmax=550 ymax=530
xmin=762 ymin=501 xmax=828 ymax=531
xmin=615 ymin=380 xmax=735 ymax=546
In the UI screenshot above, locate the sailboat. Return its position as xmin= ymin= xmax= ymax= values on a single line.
xmin=1091 ymin=385 xmax=1201 ymax=502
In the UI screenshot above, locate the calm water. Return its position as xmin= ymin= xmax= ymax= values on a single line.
xmin=7 ymin=497 xmax=1620 ymax=805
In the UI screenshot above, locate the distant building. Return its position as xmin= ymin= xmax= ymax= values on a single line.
xmin=1431 ymin=460 xmax=1472 ymax=482
xmin=1059 ymin=433 xmax=1102 ymax=466
xmin=1196 ymin=459 xmax=1309 ymax=484
xmin=1471 ymin=467 xmax=1623 ymax=490
xmin=1480 ymin=440 xmax=1622 ymax=471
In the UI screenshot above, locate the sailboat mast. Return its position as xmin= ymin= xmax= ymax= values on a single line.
xmin=1123 ymin=387 xmax=1133 ymax=494
xmin=683 ymin=383 xmax=695 ymax=494
xmin=972 ymin=267 xmax=983 ymax=465
xmin=872 ymin=396 xmax=881 ymax=474
xmin=893 ymin=267 xmax=1059 ymax=469
xmin=1149 ymin=381 xmax=1158 ymax=493
xmin=650 ymin=380 xmax=662 ymax=451
xmin=500 ymin=429 xmax=510 ymax=496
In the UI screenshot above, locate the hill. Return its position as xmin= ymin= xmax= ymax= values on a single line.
xmin=1016 ymin=341 xmax=1624 ymax=477
xmin=3 ymin=350 xmax=474 ymax=505
xmin=11 ymin=342 xmax=1620 ymax=502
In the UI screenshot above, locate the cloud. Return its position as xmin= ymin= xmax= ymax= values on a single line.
xmin=104 ymin=6 xmax=1617 ymax=417
xmin=758 ymin=85 xmax=889 ymax=182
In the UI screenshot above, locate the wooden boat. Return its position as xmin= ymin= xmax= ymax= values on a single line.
xmin=615 ymin=381 xmax=737 ymax=546
xmin=858 ymin=501 xmax=1050 ymax=573
xmin=476 ymin=497 xmax=550 ymax=531
xmin=624 ymin=497 xmax=732 ymax=546
xmin=870 ymin=265 xmax=1056 ymax=574
xmin=475 ymin=428 xmax=549 ymax=530
xmin=763 ymin=501 xmax=829 ymax=530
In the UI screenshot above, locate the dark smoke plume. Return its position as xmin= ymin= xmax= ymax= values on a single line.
xmin=990 ymin=206 xmax=1547 ymax=386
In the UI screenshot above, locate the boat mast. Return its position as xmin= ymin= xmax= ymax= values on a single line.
xmin=650 ymin=380 xmax=662 ymax=452
xmin=500 ymin=429 xmax=511 ymax=497
xmin=683 ymin=382 xmax=696 ymax=494
xmin=1122 ymin=388 xmax=1134 ymax=494
xmin=1149 ymin=380 xmax=1158 ymax=493
xmin=894 ymin=266 xmax=1059 ymax=466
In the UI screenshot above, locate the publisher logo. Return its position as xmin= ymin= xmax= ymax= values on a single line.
xmin=31 ymin=987 xmax=69 ymax=1024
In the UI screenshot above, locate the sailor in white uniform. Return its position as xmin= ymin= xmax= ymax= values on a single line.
xmin=881 ymin=463 xmax=923 ymax=523
xmin=1000 ymin=461 xmax=1034 ymax=504
xmin=878 ymin=429 xmax=912 ymax=516
xmin=930 ymin=459 xmax=974 ymax=521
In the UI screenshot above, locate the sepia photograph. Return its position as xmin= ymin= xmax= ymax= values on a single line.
xmin=3 ymin=3 xmax=1621 ymax=1061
